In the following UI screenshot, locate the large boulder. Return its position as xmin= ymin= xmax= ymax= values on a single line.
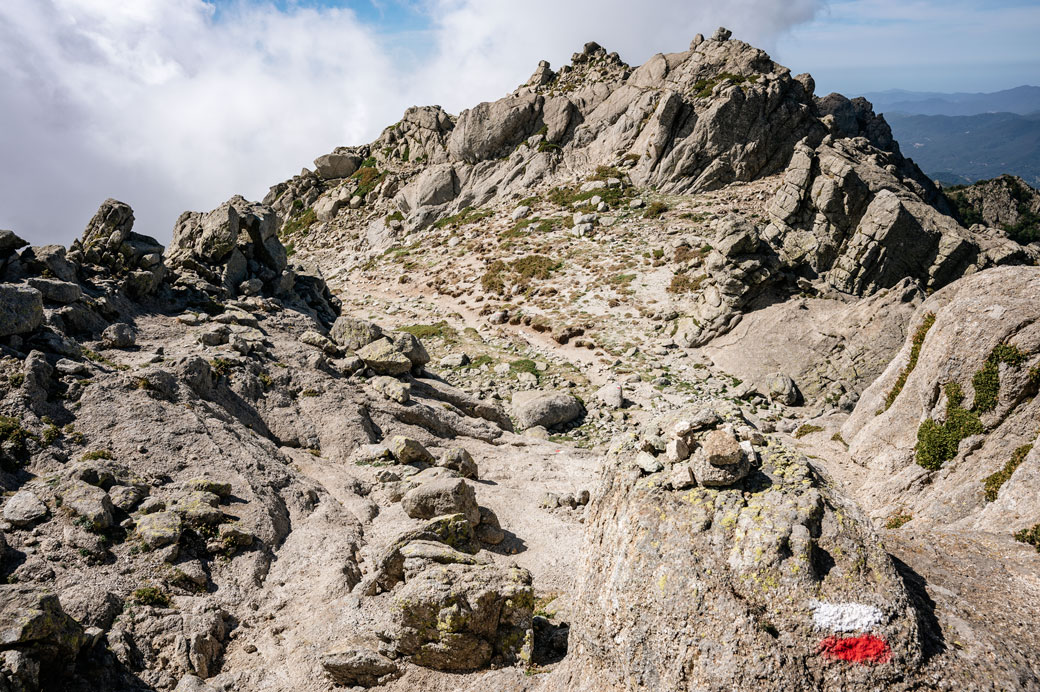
xmin=447 ymin=92 xmax=543 ymax=163
xmin=357 ymin=338 xmax=412 ymax=376
xmin=0 ymin=285 xmax=43 ymax=337
xmin=320 ymin=649 xmax=399 ymax=687
xmin=401 ymin=478 xmax=480 ymax=526
xmin=387 ymin=562 xmax=534 ymax=671
xmin=2 ymin=490 xmax=48 ymax=528
xmin=0 ymin=585 xmax=86 ymax=682
xmin=547 ymin=434 xmax=923 ymax=691
xmin=313 ymin=149 xmax=362 ymax=180
xmin=330 ymin=316 xmax=384 ymax=352
xmin=511 ymin=391 xmax=584 ymax=431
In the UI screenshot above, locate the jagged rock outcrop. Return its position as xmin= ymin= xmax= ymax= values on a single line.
xmin=945 ymin=174 xmax=1040 ymax=242
xmin=70 ymin=199 xmax=166 ymax=297
xmin=548 ymin=410 xmax=923 ymax=691
xmin=843 ymin=265 xmax=1040 ymax=534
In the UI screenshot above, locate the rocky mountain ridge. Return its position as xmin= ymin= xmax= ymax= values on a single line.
xmin=1 ymin=28 xmax=1039 ymax=692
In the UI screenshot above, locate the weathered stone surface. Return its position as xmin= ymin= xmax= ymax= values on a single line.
xmin=321 ymin=648 xmax=399 ymax=687
xmin=402 ymin=479 xmax=480 ymax=526
xmin=136 ymin=512 xmax=183 ymax=549
xmin=844 ymin=266 xmax=1040 ymax=533
xmin=387 ymin=562 xmax=533 ymax=671
xmin=26 ymin=277 xmax=81 ymax=304
xmin=357 ymin=338 xmax=412 ymax=376
xmin=330 ymin=315 xmax=384 ymax=351
xmin=0 ymin=285 xmax=43 ymax=336
xmin=548 ymin=434 xmax=922 ymax=691
xmin=102 ymin=323 xmax=135 ymax=349
xmin=2 ymin=491 xmax=48 ymax=528
xmin=313 ymin=150 xmax=362 ymax=180
xmin=511 ymin=391 xmax=584 ymax=431
xmin=438 ymin=448 xmax=478 ymax=479
xmin=0 ymin=585 xmax=86 ymax=675
xmin=388 ymin=435 xmax=434 ymax=465
xmin=62 ymin=481 xmax=114 ymax=530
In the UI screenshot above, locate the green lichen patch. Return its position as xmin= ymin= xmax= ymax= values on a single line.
xmin=983 ymin=444 xmax=1033 ymax=502
xmin=883 ymin=312 xmax=935 ymax=412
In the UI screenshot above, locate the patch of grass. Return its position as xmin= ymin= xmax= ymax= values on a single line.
xmin=983 ymin=444 xmax=1033 ymax=502
xmin=511 ymin=255 xmax=561 ymax=280
xmin=81 ymin=449 xmax=114 ymax=461
xmin=433 ymin=206 xmax=493 ymax=230
xmin=509 ymin=359 xmax=540 ymax=378
xmin=794 ymin=424 xmax=824 ymax=439
xmin=667 ymin=273 xmax=706 ymax=294
xmin=8 ymin=373 xmax=25 ymax=387
xmin=399 ymin=322 xmax=458 ymax=342
xmin=883 ymin=312 xmax=936 ymax=412
xmin=467 ymin=355 xmax=494 ymax=369
xmin=301 ymin=389 xmax=319 ymax=397
xmin=282 ymin=207 xmax=317 ymax=237
xmin=131 ymin=586 xmax=171 ymax=608
xmin=885 ymin=512 xmax=913 ymax=530
xmin=351 ymin=161 xmax=385 ymax=200
xmin=591 ymin=166 xmax=622 ymax=181
xmin=537 ymin=141 xmax=561 ymax=153
xmin=258 ymin=372 xmax=273 ymax=390
xmin=209 ymin=358 xmax=233 ymax=380
xmin=0 ymin=415 xmax=36 ymax=462
xmin=1015 ymin=524 xmax=1040 ymax=552
xmin=830 ymin=432 xmax=846 ymax=446
xmin=643 ymin=201 xmax=669 ymax=218
xmin=386 ymin=210 xmax=404 ymax=224
xmin=82 ymin=348 xmax=118 ymax=368
xmin=915 ymin=382 xmax=983 ymax=470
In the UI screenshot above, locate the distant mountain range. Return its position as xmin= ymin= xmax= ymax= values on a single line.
xmin=856 ymin=86 xmax=1040 ymax=186
xmin=862 ymin=85 xmax=1040 ymax=116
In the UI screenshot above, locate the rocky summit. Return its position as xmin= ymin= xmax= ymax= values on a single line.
xmin=2 ymin=29 xmax=1039 ymax=692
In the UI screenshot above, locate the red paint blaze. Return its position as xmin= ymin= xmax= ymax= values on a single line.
xmin=819 ymin=635 xmax=892 ymax=664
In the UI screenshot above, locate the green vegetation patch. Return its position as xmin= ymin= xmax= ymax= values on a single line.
xmin=1015 ymin=524 xmax=1040 ymax=552
xmin=481 ymin=255 xmax=563 ymax=295
xmin=131 ymin=586 xmax=171 ymax=608
xmin=971 ymin=343 xmax=1026 ymax=412
xmin=983 ymin=444 xmax=1033 ymax=502
xmin=509 ymin=359 xmax=540 ymax=379
xmin=668 ymin=272 xmax=706 ymax=294
xmin=885 ymin=512 xmax=913 ymax=530
xmin=351 ymin=160 xmax=385 ymax=200
xmin=883 ymin=312 xmax=936 ymax=412
xmin=433 ymin=206 xmax=494 ymax=230
xmin=915 ymin=382 xmax=983 ymax=470
xmin=643 ymin=201 xmax=669 ymax=218
xmin=282 ymin=207 xmax=317 ymax=237
xmin=399 ymin=321 xmax=458 ymax=342
xmin=81 ymin=449 xmax=115 ymax=461
xmin=794 ymin=424 xmax=824 ymax=439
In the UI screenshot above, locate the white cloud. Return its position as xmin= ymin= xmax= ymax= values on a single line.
xmin=0 ymin=0 xmax=823 ymax=246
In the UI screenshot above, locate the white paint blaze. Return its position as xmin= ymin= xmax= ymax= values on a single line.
xmin=811 ymin=602 xmax=884 ymax=632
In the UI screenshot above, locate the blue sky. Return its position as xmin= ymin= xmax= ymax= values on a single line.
xmin=0 ymin=0 xmax=1037 ymax=245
